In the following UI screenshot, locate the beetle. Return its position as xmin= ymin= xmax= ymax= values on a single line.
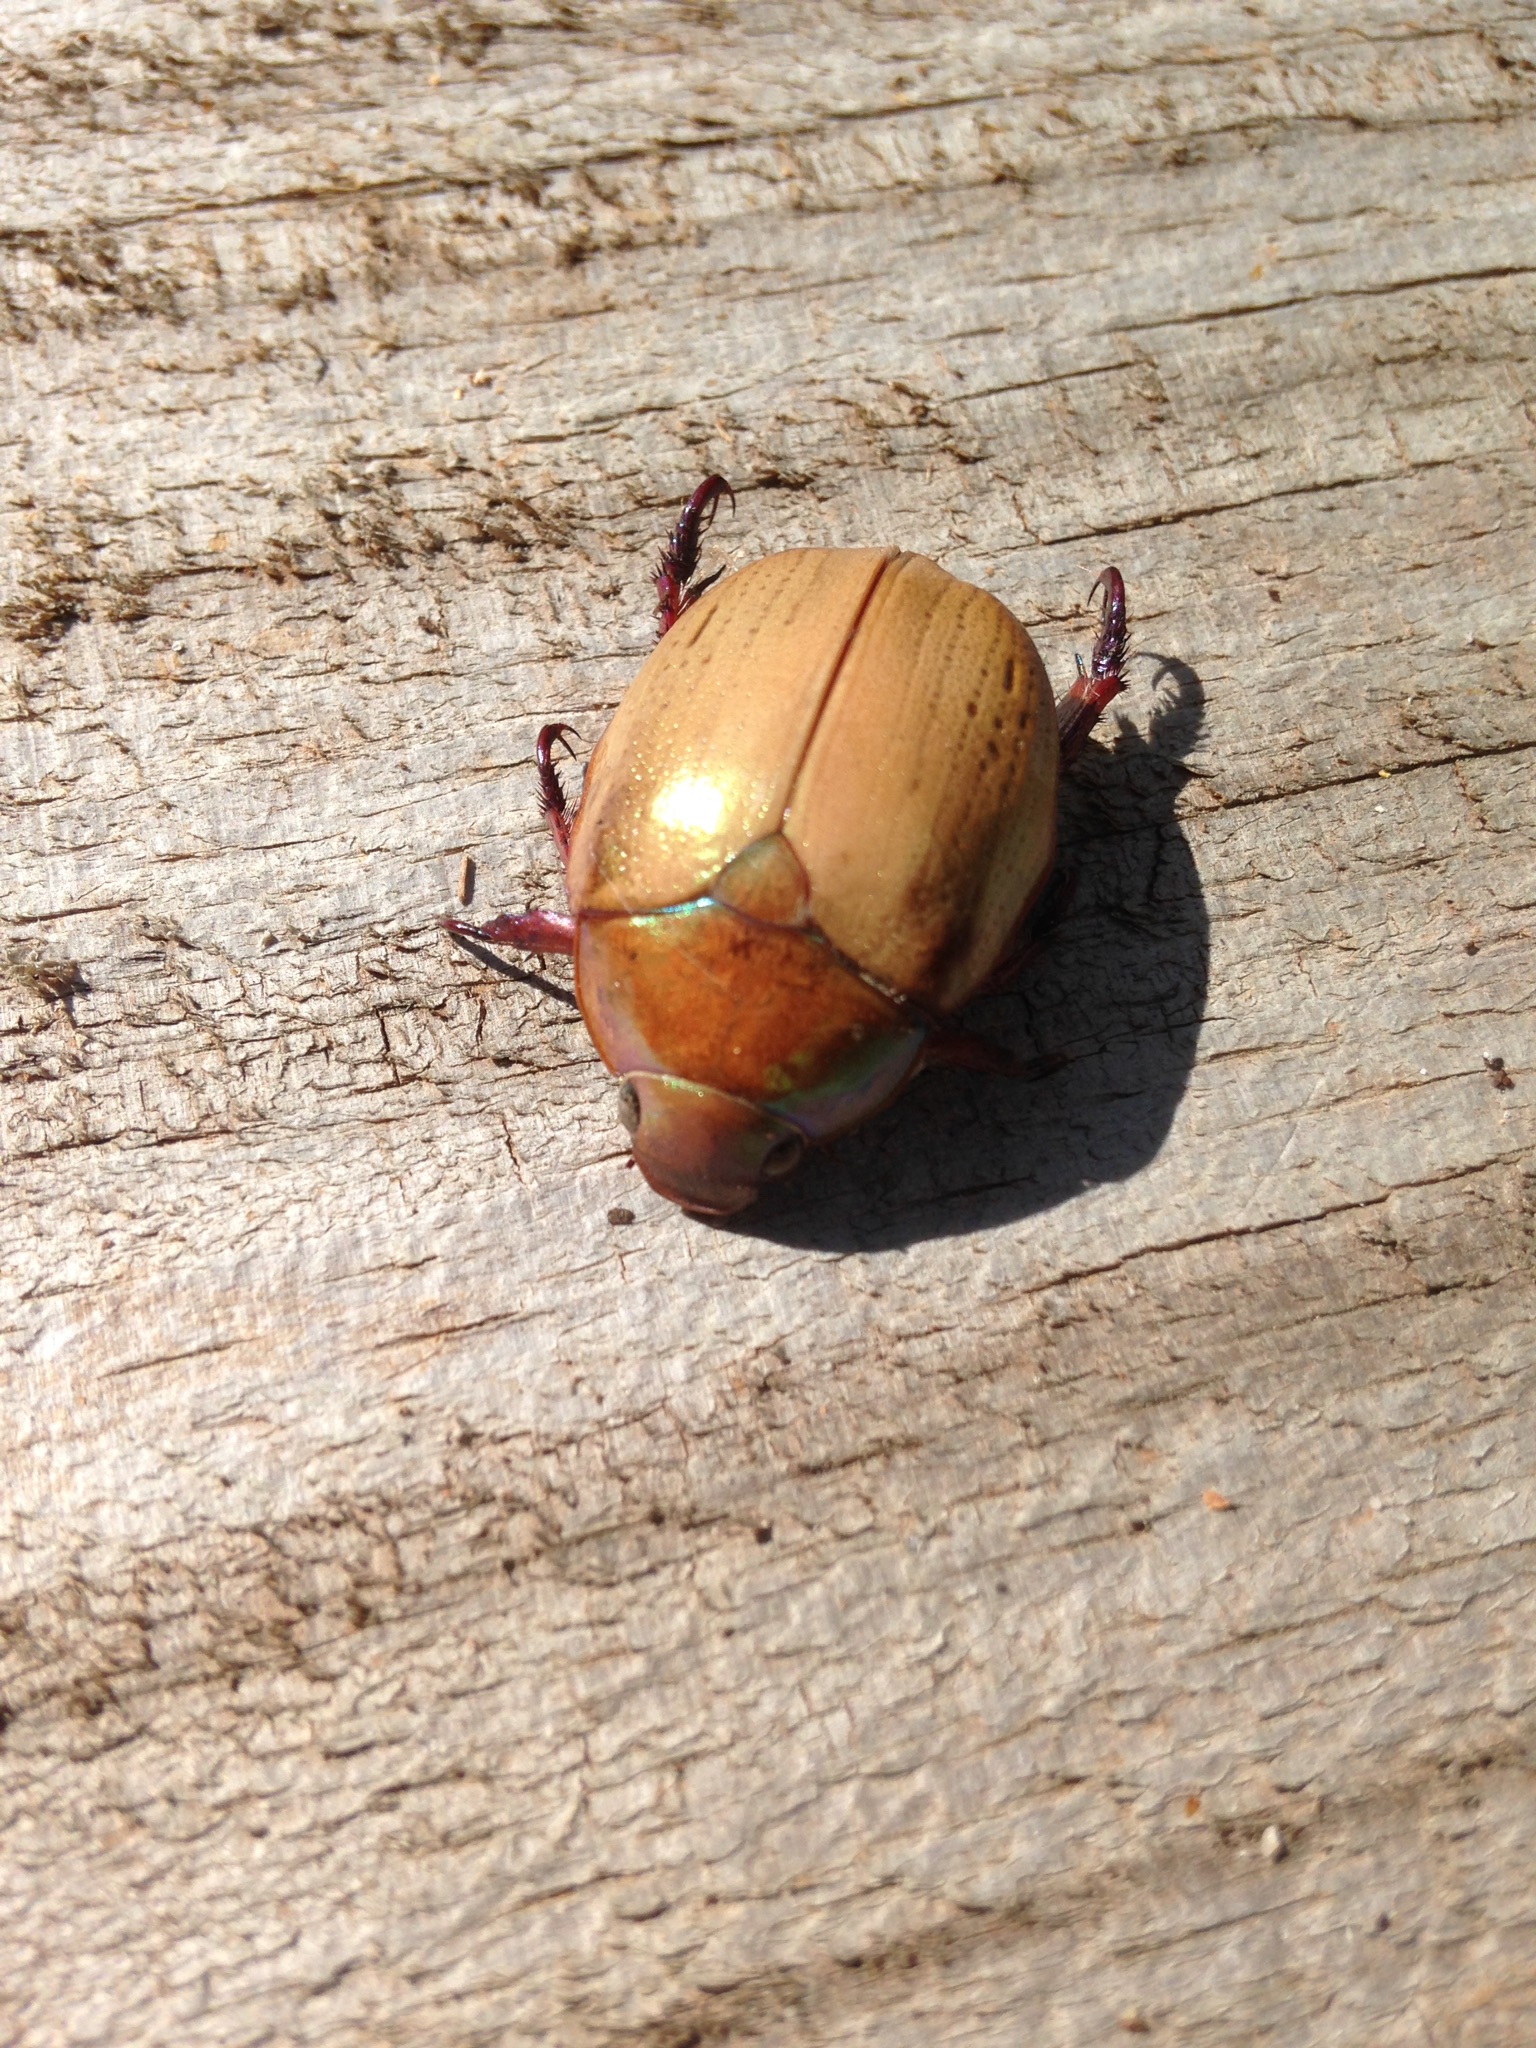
xmin=446 ymin=477 xmax=1130 ymax=1216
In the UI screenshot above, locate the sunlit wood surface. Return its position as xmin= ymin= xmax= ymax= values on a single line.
xmin=2 ymin=4 xmax=1533 ymax=2042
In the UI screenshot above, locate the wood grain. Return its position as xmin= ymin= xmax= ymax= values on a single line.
xmin=2 ymin=4 xmax=1533 ymax=2043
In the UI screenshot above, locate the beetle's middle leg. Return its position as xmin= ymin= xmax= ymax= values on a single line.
xmin=1055 ymin=566 xmax=1129 ymax=768
xmin=654 ymin=474 xmax=735 ymax=639
xmin=536 ymin=722 xmax=580 ymax=870
xmin=441 ymin=722 xmax=582 ymax=957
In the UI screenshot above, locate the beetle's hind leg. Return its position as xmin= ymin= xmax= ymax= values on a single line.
xmin=974 ymin=866 xmax=1077 ymax=995
xmin=536 ymin=722 xmax=581 ymax=870
xmin=923 ymin=1026 xmax=1065 ymax=1082
xmin=1056 ymin=567 xmax=1129 ymax=768
xmin=654 ymin=475 xmax=735 ymax=639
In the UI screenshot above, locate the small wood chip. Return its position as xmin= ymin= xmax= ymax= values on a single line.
xmin=457 ymin=853 xmax=476 ymax=906
xmin=1261 ymin=1824 xmax=1287 ymax=1862
xmin=1202 ymin=1489 xmax=1234 ymax=1512
xmin=607 ymin=1207 xmax=635 ymax=1227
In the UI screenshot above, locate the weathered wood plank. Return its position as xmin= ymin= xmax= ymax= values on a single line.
xmin=2 ymin=4 xmax=1533 ymax=2043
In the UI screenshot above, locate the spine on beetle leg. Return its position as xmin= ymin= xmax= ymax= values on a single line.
xmin=1057 ymin=568 xmax=1129 ymax=768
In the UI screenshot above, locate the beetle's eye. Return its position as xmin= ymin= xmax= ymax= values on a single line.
xmin=761 ymin=1130 xmax=805 ymax=1180
xmin=616 ymin=1080 xmax=641 ymax=1135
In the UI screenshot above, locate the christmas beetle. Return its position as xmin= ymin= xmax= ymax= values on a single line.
xmin=447 ymin=478 xmax=1129 ymax=1215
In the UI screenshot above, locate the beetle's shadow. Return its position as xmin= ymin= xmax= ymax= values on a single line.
xmin=726 ymin=657 xmax=1209 ymax=1252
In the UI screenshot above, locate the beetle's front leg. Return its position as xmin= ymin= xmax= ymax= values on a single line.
xmin=654 ymin=474 xmax=734 ymax=639
xmin=1056 ymin=567 xmax=1129 ymax=768
xmin=443 ymin=908 xmax=576 ymax=957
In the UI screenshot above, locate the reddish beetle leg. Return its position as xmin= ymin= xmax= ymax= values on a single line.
xmin=924 ymin=1025 xmax=1065 ymax=1081
xmin=972 ymin=865 xmax=1078 ymax=997
xmin=443 ymin=906 xmax=576 ymax=957
xmin=654 ymin=474 xmax=735 ymax=640
xmin=1056 ymin=566 xmax=1129 ymax=768
xmin=442 ymin=725 xmax=581 ymax=957
xmin=536 ymin=721 xmax=581 ymax=870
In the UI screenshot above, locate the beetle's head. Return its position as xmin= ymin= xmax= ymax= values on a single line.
xmin=616 ymin=1073 xmax=806 ymax=1215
